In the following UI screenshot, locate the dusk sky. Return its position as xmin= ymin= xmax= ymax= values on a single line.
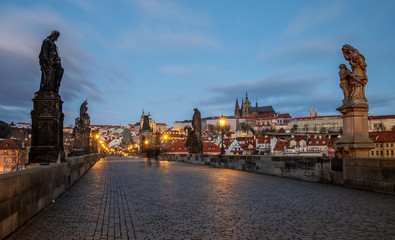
xmin=1 ymin=0 xmax=394 ymax=127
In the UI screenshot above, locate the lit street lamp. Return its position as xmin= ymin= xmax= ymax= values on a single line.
xmin=219 ymin=115 xmax=226 ymax=155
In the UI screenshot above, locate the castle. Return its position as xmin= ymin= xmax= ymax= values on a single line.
xmin=234 ymin=91 xmax=275 ymax=118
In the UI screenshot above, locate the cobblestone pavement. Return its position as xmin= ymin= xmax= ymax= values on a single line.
xmin=7 ymin=156 xmax=395 ymax=240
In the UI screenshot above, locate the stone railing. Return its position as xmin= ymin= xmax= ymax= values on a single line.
xmin=161 ymin=154 xmax=395 ymax=195
xmin=161 ymin=154 xmax=331 ymax=183
xmin=0 ymin=154 xmax=99 ymax=239
xmin=343 ymin=157 xmax=395 ymax=194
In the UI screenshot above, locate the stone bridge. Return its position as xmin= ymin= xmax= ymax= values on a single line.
xmin=3 ymin=156 xmax=395 ymax=240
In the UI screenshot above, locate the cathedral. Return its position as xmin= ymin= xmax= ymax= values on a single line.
xmin=234 ymin=92 xmax=275 ymax=118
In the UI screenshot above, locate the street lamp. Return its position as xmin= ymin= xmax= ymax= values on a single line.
xmin=219 ymin=115 xmax=226 ymax=154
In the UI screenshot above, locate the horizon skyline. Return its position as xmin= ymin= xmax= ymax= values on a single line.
xmin=1 ymin=0 xmax=394 ymax=127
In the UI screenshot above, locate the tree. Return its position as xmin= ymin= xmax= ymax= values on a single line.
xmin=207 ymin=124 xmax=217 ymax=137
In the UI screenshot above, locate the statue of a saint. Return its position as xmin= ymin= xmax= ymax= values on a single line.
xmin=80 ymin=100 xmax=88 ymax=118
xmin=39 ymin=30 xmax=64 ymax=94
xmin=341 ymin=44 xmax=368 ymax=101
xmin=339 ymin=64 xmax=351 ymax=100
xmin=185 ymin=108 xmax=203 ymax=154
xmin=192 ymin=108 xmax=201 ymax=138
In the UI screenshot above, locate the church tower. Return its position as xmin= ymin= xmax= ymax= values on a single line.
xmin=241 ymin=91 xmax=251 ymax=117
xmin=309 ymin=107 xmax=314 ymax=117
xmin=234 ymin=97 xmax=240 ymax=118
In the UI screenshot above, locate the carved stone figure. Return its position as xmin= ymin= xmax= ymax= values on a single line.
xmin=185 ymin=108 xmax=203 ymax=154
xmin=339 ymin=64 xmax=351 ymax=100
xmin=71 ymin=100 xmax=91 ymax=155
xmin=341 ymin=44 xmax=368 ymax=101
xmin=335 ymin=44 xmax=374 ymax=158
xmin=39 ymin=30 xmax=64 ymax=94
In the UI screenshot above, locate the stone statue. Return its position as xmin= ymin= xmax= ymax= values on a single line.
xmin=335 ymin=44 xmax=374 ymax=158
xmin=340 ymin=44 xmax=368 ymax=102
xmin=185 ymin=108 xmax=203 ymax=154
xmin=39 ymin=30 xmax=64 ymax=94
xmin=339 ymin=64 xmax=351 ymax=100
xmin=71 ymin=100 xmax=91 ymax=155
xmin=80 ymin=100 xmax=89 ymax=119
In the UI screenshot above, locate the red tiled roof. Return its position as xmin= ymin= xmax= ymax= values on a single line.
xmin=293 ymin=115 xmax=341 ymax=120
xmin=203 ymin=142 xmax=221 ymax=154
xmin=277 ymin=113 xmax=292 ymax=118
xmin=369 ymin=131 xmax=395 ymax=143
xmin=0 ymin=139 xmax=22 ymax=149
xmin=369 ymin=115 xmax=395 ymax=120
xmin=166 ymin=140 xmax=188 ymax=153
xmin=274 ymin=140 xmax=289 ymax=150
xmin=307 ymin=136 xmax=329 ymax=146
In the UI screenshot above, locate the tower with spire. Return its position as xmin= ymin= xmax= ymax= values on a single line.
xmin=234 ymin=91 xmax=275 ymax=118
xmin=241 ymin=91 xmax=251 ymax=117
xmin=234 ymin=97 xmax=240 ymax=118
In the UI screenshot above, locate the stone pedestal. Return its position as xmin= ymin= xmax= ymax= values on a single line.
xmin=29 ymin=91 xmax=65 ymax=164
xmin=335 ymin=102 xmax=374 ymax=158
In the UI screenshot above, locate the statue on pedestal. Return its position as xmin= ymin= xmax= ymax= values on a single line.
xmin=185 ymin=108 xmax=203 ymax=154
xmin=335 ymin=44 xmax=373 ymax=158
xmin=30 ymin=30 xmax=65 ymax=163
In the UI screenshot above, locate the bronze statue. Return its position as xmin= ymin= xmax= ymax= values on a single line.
xmin=341 ymin=44 xmax=368 ymax=101
xmin=39 ymin=30 xmax=64 ymax=94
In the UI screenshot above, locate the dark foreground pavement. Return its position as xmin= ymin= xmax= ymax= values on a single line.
xmin=6 ymin=156 xmax=395 ymax=240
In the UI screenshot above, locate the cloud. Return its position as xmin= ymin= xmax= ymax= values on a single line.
xmin=201 ymin=71 xmax=340 ymax=118
xmin=119 ymin=26 xmax=221 ymax=52
xmin=283 ymin=2 xmax=344 ymax=37
xmin=132 ymin=0 xmax=210 ymax=26
xmin=0 ymin=6 xmax=104 ymax=123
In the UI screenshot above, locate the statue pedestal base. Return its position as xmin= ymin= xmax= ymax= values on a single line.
xmin=29 ymin=92 xmax=65 ymax=164
xmin=335 ymin=102 xmax=374 ymax=158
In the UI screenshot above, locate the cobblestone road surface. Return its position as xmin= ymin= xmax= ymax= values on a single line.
xmin=7 ymin=156 xmax=395 ymax=240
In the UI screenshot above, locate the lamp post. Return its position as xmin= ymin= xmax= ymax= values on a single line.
xmin=219 ymin=115 xmax=226 ymax=155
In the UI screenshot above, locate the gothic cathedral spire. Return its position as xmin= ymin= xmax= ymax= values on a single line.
xmin=234 ymin=97 xmax=240 ymax=118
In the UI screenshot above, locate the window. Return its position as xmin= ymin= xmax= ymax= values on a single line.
xmin=391 ymin=143 xmax=394 ymax=147
xmin=392 ymin=150 xmax=394 ymax=156
xmin=386 ymin=143 xmax=389 ymax=147
xmin=381 ymin=151 xmax=383 ymax=156
xmin=371 ymin=151 xmax=374 ymax=156
xmin=376 ymin=151 xmax=379 ymax=155
xmin=380 ymin=144 xmax=383 ymax=148
xmin=386 ymin=150 xmax=389 ymax=156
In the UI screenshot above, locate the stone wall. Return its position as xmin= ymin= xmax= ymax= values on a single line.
xmin=0 ymin=154 xmax=99 ymax=239
xmin=161 ymin=154 xmax=395 ymax=195
xmin=161 ymin=154 xmax=332 ymax=183
xmin=343 ymin=157 xmax=395 ymax=194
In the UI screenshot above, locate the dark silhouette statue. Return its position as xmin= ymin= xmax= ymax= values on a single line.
xmin=39 ymin=30 xmax=64 ymax=94
xmin=185 ymin=108 xmax=203 ymax=154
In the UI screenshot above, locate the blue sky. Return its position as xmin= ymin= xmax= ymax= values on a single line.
xmin=0 ymin=0 xmax=394 ymax=127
